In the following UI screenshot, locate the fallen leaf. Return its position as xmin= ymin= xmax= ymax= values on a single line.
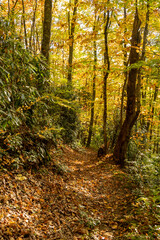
xmin=111 ymin=224 xmax=118 ymax=230
xmin=15 ymin=174 xmax=27 ymax=181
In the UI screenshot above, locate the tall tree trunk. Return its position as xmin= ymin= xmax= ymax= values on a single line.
xmin=103 ymin=4 xmax=110 ymax=154
xmin=8 ymin=0 xmax=10 ymax=17
xmin=139 ymin=1 xmax=149 ymax=129
xmin=141 ymin=1 xmax=149 ymax=61
xmin=137 ymin=0 xmax=149 ymax=112
xmin=22 ymin=0 xmax=28 ymax=48
xmin=149 ymin=85 xmax=158 ymax=142
xmin=67 ymin=0 xmax=78 ymax=87
xmin=113 ymin=7 xmax=141 ymax=167
xmin=41 ymin=0 xmax=52 ymax=62
xmin=120 ymin=5 xmax=128 ymax=128
xmin=36 ymin=27 xmax=41 ymax=52
xmin=29 ymin=0 xmax=37 ymax=52
xmin=86 ymin=14 xmax=98 ymax=147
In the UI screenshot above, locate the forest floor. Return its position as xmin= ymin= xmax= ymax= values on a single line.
xmin=0 ymin=146 xmax=137 ymax=240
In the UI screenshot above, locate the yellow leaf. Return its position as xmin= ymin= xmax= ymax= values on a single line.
xmin=15 ymin=174 xmax=27 ymax=181
xmin=111 ymin=224 xmax=118 ymax=229
xmin=40 ymin=199 xmax=45 ymax=202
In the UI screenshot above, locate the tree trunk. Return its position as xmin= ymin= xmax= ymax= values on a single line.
xmin=149 ymin=85 xmax=158 ymax=141
xmin=120 ymin=5 xmax=128 ymax=128
xmin=113 ymin=7 xmax=141 ymax=167
xmin=103 ymin=4 xmax=110 ymax=154
xmin=67 ymin=0 xmax=78 ymax=87
xmin=8 ymin=0 xmax=10 ymax=17
xmin=137 ymin=0 xmax=149 ymax=114
xmin=29 ymin=0 xmax=37 ymax=52
xmin=22 ymin=0 xmax=28 ymax=48
xmin=41 ymin=0 xmax=52 ymax=62
xmin=86 ymin=14 xmax=98 ymax=147
xmin=36 ymin=27 xmax=41 ymax=52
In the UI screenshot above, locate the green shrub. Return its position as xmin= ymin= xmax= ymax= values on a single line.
xmin=0 ymin=18 xmax=57 ymax=169
xmin=126 ymin=149 xmax=160 ymax=239
xmin=0 ymin=18 xmax=80 ymax=169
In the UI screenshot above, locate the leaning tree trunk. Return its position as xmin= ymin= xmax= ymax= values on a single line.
xmin=41 ymin=0 xmax=52 ymax=63
xmin=113 ymin=8 xmax=141 ymax=167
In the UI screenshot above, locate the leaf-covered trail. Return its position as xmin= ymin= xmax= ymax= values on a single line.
xmin=58 ymin=146 xmax=134 ymax=240
xmin=0 ymin=146 xmax=135 ymax=240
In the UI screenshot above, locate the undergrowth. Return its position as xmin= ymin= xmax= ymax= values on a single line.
xmin=125 ymin=144 xmax=160 ymax=239
xmin=0 ymin=18 xmax=79 ymax=170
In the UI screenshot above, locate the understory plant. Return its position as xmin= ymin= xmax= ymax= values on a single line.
xmin=0 ymin=18 xmax=79 ymax=169
xmin=125 ymin=142 xmax=160 ymax=239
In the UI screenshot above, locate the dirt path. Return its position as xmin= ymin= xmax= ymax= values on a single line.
xmin=51 ymin=146 xmax=135 ymax=239
xmin=0 ymin=146 xmax=135 ymax=240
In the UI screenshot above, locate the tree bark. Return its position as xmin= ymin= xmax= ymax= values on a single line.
xmin=149 ymin=85 xmax=158 ymax=141
xmin=29 ymin=0 xmax=37 ymax=52
xmin=120 ymin=5 xmax=128 ymax=128
xmin=8 ymin=0 xmax=10 ymax=17
xmin=113 ymin=7 xmax=141 ymax=167
xmin=103 ymin=4 xmax=110 ymax=154
xmin=67 ymin=0 xmax=78 ymax=87
xmin=141 ymin=1 xmax=149 ymax=61
xmin=137 ymin=1 xmax=149 ymax=114
xmin=86 ymin=14 xmax=98 ymax=147
xmin=41 ymin=0 xmax=52 ymax=62
xmin=22 ymin=0 xmax=28 ymax=48
xmin=36 ymin=27 xmax=40 ymax=52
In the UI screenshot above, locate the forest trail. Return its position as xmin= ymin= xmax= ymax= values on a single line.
xmin=0 ymin=146 xmax=135 ymax=240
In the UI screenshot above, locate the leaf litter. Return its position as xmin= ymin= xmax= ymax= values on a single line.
xmin=0 ymin=146 xmax=136 ymax=239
